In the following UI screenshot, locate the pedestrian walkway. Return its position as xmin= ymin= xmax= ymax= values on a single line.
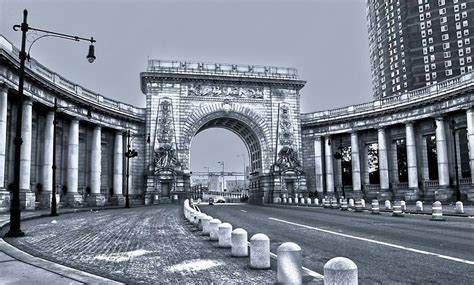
xmin=0 ymin=205 xmax=277 ymax=284
xmin=0 ymin=207 xmax=124 ymax=284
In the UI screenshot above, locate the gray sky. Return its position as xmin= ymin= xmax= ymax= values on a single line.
xmin=0 ymin=0 xmax=372 ymax=179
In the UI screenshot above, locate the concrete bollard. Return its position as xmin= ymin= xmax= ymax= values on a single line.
xmin=348 ymin=199 xmax=355 ymax=208
xmin=209 ymin=219 xmax=222 ymax=240
xmin=330 ymin=198 xmax=338 ymax=209
xmin=306 ymin=197 xmax=312 ymax=205
xmin=283 ymin=197 xmax=288 ymax=204
xmin=324 ymin=198 xmax=331 ymax=208
xmin=231 ymin=228 xmax=248 ymax=257
xmin=455 ymin=201 xmax=464 ymax=214
xmin=250 ymin=233 xmax=270 ymax=269
xmin=300 ymin=198 xmax=305 ymax=205
xmin=340 ymin=199 xmax=348 ymax=211
xmin=360 ymin=199 xmax=366 ymax=208
xmin=431 ymin=201 xmax=445 ymax=221
xmin=416 ymin=201 xmax=423 ymax=212
xmin=275 ymin=197 xmax=282 ymax=204
xmin=392 ymin=201 xmax=404 ymax=217
xmin=324 ymin=257 xmax=358 ymax=285
xmin=198 ymin=214 xmax=207 ymax=230
xmin=371 ymin=200 xmax=380 ymax=214
xmin=400 ymin=201 xmax=406 ymax=212
xmin=288 ymin=197 xmax=293 ymax=204
xmin=384 ymin=200 xmax=392 ymax=211
xmin=201 ymin=215 xmax=213 ymax=235
xmin=354 ymin=200 xmax=363 ymax=212
xmin=277 ymin=242 xmax=302 ymax=285
xmin=218 ymin=223 xmax=233 ymax=248
xmin=314 ymin=198 xmax=319 ymax=206
xmin=294 ymin=197 xmax=299 ymax=204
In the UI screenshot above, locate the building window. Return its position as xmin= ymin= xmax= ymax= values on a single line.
xmin=340 ymin=146 xmax=352 ymax=186
xmin=464 ymin=29 xmax=469 ymax=36
xmin=426 ymin=135 xmax=438 ymax=180
xmin=443 ymin=42 xmax=450 ymax=50
xmin=445 ymin=60 xmax=452 ymax=67
xmin=458 ymin=40 xmax=463 ymax=48
xmin=442 ymin=33 xmax=449 ymax=41
xmin=444 ymin=51 xmax=451 ymax=58
xmin=440 ymin=17 xmax=447 ymax=24
xmin=459 ymin=49 xmax=464 ymax=56
xmin=446 ymin=69 xmax=453 ymax=76
xmin=367 ymin=143 xmax=380 ymax=185
xmin=396 ymin=139 xmax=408 ymax=183
xmin=460 ymin=58 xmax=465 ymax=65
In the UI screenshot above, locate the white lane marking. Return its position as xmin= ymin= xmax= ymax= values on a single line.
xmin=240 ymin=210 xmax=247 ymax=213
xmin=246 ymin=242 xmax=324 ymax=279
xmin=269 ymin=217 xmax=474 ymax=266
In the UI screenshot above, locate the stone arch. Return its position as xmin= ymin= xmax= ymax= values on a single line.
xmin=181 ymin=102 xmax=272 ymax=173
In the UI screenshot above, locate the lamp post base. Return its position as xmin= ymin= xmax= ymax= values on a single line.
xmin=5 ymin=229 xmax=25 ymax=238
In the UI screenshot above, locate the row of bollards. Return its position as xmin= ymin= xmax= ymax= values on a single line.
xmin=183 ymin=199 xmax=359 ymax=284
xmin=277 ymin=195 xmax=464 ymax=220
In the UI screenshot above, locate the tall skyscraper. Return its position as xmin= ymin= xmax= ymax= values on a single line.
xmin=366 ymin=0 xmax=473 ymax=99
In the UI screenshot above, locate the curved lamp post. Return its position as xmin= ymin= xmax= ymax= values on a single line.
xmin=6 ymin=9 xmax=96 ymax=237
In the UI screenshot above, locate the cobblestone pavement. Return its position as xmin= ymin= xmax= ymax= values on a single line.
xmin=3 ymin=205 xmax=277 ymax=284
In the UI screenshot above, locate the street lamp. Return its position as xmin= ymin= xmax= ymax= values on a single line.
xmin=5 ymin=9 xmax=96 ymax=237
xmin=203 ymin=166 xmax=210 ymax=190
xmin=124 ymin=130 xmax=150 ymax=208
xmin=333 ymin=139 xmax=346 ymax=199
xmin=50 ymin=98 xmax=92 ymax=217
xmin=433 ymin=119 xmax=461 ymax=201
xmin=218 ymin=161 xmax=225 ymax=193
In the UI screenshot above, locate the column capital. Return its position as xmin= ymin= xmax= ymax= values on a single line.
xmin=23 ymin=98 xmax=33 ymax=106
xmin=0 ymin=85 xmax=8 ymax=94
xmin=405 ymin=121 xmax=415 ymax=127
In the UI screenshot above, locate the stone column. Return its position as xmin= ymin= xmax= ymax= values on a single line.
xmin=0 ymin=88 xmax=9 ymax=210
xmin=314 ymin=137 xmax=324 ymax=195
xmin=112 ymin=131 xmax=125 ymax=206
xmin=406 ymin=123 xmax=419 ymax=190
xmin=66 ymin=119 xmax=82 ymax=206
xmin=20 ymin=99 xmax=35 ymax=209
xmin=466 ymin=109 xmax=474 ymax=181
xmin=39 ymin=111 xmax=54 ymax=208
xmin=378 ymin=128 xmax=390 ymax=191
xmin=435 ymin=117 xmax=450 ymax=187
xmin=87 ymin=125 xmax=105 ymax=206
xmin=351 ymin=132 xmax=362 ymax=195
xmin=324 ymin=136 xmax=334 ymax=196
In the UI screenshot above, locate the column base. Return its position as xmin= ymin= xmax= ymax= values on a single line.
xmin=85 ymin=194 xmax=106 ymax=207
xmin=423 ymin=186 xmax=452 ymax=202
xmin=377 ymin=190 xmax=393 ymax=201
xmin=0 ymin=189 xmax=10 ymax=213
xmin=144 ymin=192 xmax=154 ymax=206
xmin=65 ymin=193 xmax=84 ymax=208
xmin=20 ymin=191 xmax=36 ymax=210
xmin=37 ymin=192 xmax=51 ymax=209
xmin=403 ymin=188 xmax=420 ymax=201
xmin=109 ymin=195 xmax=125 ymax=206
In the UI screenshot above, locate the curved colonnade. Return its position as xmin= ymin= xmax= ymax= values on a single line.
xmin=0 ymin=36 xmax=146 ymax=210
xmin=301 ymin=72 xmax=474 ymax=202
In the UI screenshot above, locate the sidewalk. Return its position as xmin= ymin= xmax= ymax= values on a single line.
xmin=0 ymin=207 xmax=124 ymax=285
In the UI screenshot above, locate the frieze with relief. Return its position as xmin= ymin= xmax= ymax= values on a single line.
xmin=187 ymin=84 xmax=264 ymax=99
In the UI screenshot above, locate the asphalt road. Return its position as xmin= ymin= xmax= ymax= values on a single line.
xmin=200 ymin=203 xmax=474 ymax=284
